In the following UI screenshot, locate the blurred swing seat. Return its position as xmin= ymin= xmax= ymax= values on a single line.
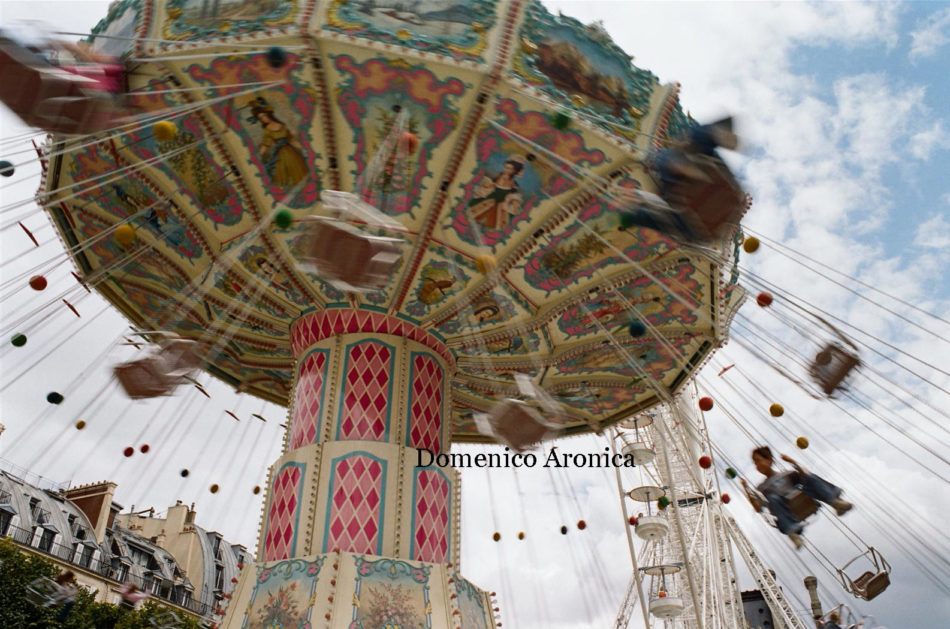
xmin=114 ymin=336 xmax=201 ymax=399
xmin=26 ymin=577 xmax=65 ymax=608
xmin=297 ymin=191 xmax=404 ymax=292
xmin=149 ymin=610 xmax=183 ymax=628
xmin=475 ymin=374 xmax=564 ymax=452
xmin=809 ymin=342 xmax=860 ymax=396
xmin=662 ymin=154 xmax=745 ymax=243
xmin=0 ymin=31 xmax=129 ymax=135
xmin=787 ymin=489 xmax=820 ymax=521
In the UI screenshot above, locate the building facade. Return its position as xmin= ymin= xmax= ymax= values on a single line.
xmin=0 ymin=463 xmax=243 ymax=625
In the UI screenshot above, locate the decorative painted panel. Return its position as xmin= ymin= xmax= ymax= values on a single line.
xmin=513 ymin=2 xmax=658 ymax=140
xmin=324 ymin=453 xmax=386 ymax=555
xmin=324 ymin=0 xmax=498 ymax=64
xmin=554 ymin=267 xmax=703 ymax=339
xmin=406 ymin=352 xmax=444 ymax=454
xmin=350 ymin=557 xmax=432 ymax=629
xmin=455 ymin=575 xmax=492 ymax=629
xmin=89 ymin=0 xmax=141 ymax=57
xmin=124 ymin=85 xmax=246 ymax=227
xmin=448 ymin=98 xmax=606 ymax=249
xmin=410 ymin=469 xmax=450 ymax=564
xmin=290 ymin=349 xmax=330 ymax=450
xmin=331 ymin=54 xmax=465 ymax=216
xmin=521 ymin=191 xmax=678 ymax=295
xmin=163 ymin=0 xmax=298 ymax=41
xmin=263 ymin=463 xmax=306 ymax=562
xmin=184 ymin=58 xmax=321 ymax=209
xmin=336 ymin=340 xmax=395 ymax=442
xmin=242 ymin=557 xmax=323 ymax=629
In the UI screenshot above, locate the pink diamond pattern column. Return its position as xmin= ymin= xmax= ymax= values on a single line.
xmin=324 ymin=454 xmax=384 ymax=554
xmin=290 ymin=350 xmax=329 ymax=450
xmin=337 ymin=341 xmax=392 ymax=441
xmin=263 ymin=464 xmax=304 ymax=561
xmin=407 ymin=353 xmax=443 ymax=454
xmin=412 ymin=469 xmax=450 ymax=563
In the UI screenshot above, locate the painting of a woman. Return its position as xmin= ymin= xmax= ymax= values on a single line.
xmin=467 ymin=155 xmax=525 ymax=230
xmin=250 ymin=102 xmax=308 ymax=187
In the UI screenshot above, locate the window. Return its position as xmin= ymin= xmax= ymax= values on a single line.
xmin=117 ymin=563 xmax=129 ymax=583
xmin=79 ymin=544 xmax=94 ymax=568
xmin=0 ymin=511 xmax=11 ymax=536
xmin=129 ymin=545 xmax=151 ymax=567
xmin=29 ymin=498 xmax=39 ymax=517
xmin=214 ymin=565 xmax=224 ymax=590
xmin=38 ymin=528 xmax=55 ymax=552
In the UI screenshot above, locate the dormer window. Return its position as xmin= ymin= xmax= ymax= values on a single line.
xmin=78 ymin=543 xmax=94 ymax=568
xmin=37 ymin=527 xmax=55 ymax=552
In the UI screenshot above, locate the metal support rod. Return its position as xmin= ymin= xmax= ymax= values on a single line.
xmin=656 ymin=411 xmax=706 ymax=629
xmin=611 ymin=427 xmax=652 ymax=629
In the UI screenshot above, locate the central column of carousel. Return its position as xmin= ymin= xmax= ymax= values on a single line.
xmin=222 ymin=309 xmax=498 ymax=629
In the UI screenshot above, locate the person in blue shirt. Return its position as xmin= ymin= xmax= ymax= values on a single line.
xmin=741 ymin=445 xmax=852 ymax=549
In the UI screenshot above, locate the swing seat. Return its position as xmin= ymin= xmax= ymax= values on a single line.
xmin=25 ymin=577 xmax=62 ymax=608
xmin=663 ymin=154 xmax=745 ymax=242
xmin=787 ymin=490 xmax=820 ymax=521
xmin=851 ymin=571 xmax=889 ymax=601
xmin=475 ymin=374 xmax=565 ymax=451
xmin=115 ymin=357 xmax=176 ymax=398
xmin=298 ymin=217 xmax=402 ymax=292
xmin=484 ymin=399 xmax=550 ymax=452
xmin=157 ymin=338 xmax=201 ymax=377
xmin=149 ymin=610 xmax=183 ymax=628
xmin=810 ymin=343 xmax=860 ymax=396
xmin=114 ymin=338 xmax=200 ymax=399
xmin=838 ymin=547 xmax=891 ymax=601
xmin=0 ymin=38 xmax=128 ymax=135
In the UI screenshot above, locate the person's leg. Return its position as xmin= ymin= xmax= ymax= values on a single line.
xmin=766 ymin=494 xmax=805 ymax=535
xmin=799 ymin=473 xmax=842 ymax=504
xmin=622 ymin=206 xmax=697 ymax=242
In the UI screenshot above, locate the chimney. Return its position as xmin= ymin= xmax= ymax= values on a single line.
xmin=804 ymin=576 xmax=822 ymax=620
xmin=166 ymin=503 xmax=189 ymax=533
xmin=64 ymin=481 xmax=118 ymax=544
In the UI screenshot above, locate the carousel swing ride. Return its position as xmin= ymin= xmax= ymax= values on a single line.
xmin=3 ymin=2 xmax=949 ymax=629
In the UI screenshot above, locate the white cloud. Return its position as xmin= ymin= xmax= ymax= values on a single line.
xmin=909 ymin=120 xmax=950 ymax=160
xmin=914 ymin=214 xmax=950 ymax=249
xmin=909 ymin=6 xmax=950 ymax=59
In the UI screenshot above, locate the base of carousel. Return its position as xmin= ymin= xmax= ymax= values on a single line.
xmin=218 ymin=551 xmax=498 ymax=629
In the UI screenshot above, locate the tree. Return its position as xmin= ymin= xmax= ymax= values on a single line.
xmin=0 ymin=538 xmax=203 ymax=629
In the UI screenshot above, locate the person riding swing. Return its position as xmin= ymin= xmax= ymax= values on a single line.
xmin=741 ymin=445 xmax=853 ymax=549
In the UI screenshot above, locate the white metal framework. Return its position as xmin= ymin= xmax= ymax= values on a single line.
xmin=613 ymin=392 xmax=808 ymax=629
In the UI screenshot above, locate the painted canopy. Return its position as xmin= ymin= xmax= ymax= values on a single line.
xmin=44 ymin=0 xmax=746 ymax=441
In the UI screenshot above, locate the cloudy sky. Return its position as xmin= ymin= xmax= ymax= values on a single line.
xmin=1 ymin=1 xmax=949 ymax=628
